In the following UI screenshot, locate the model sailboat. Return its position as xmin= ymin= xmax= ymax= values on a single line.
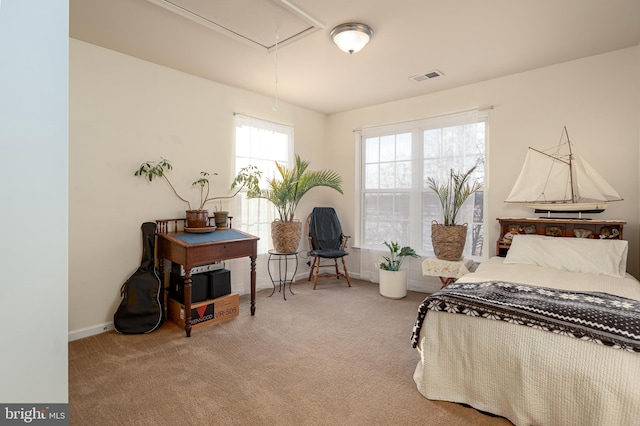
xmin=505 ymin=126 xmax=623 ymax=213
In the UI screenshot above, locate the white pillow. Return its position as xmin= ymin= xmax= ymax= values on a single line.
xmin=503 ymin=234 xmax=628 ymax=278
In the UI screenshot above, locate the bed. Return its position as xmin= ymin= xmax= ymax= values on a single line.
xmin=412 ymin=233 xmax=640 ymax=426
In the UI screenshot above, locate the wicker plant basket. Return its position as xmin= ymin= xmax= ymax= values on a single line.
xmin=431 ymin=221 xmax=467 ymax=261
xmin=271 ymin=220 xmax=302 ymax=254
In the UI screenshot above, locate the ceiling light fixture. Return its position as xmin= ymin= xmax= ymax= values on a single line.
xmin=330 ymin=23 xmax=373 ymax=54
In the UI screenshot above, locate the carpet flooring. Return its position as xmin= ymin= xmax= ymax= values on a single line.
xmin=69 ymin=278 xmax=511 ymax=425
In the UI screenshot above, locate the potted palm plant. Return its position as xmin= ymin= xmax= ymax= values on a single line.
xmin=426 ymin=165 xmax=482 ymax=260
xmin=378 ymin=241 xmax=419 ymax=299
xmin=248 ymin=154 xmax=343 ymax=253
xmin=135 ymin=158 xmax=261 ymax=229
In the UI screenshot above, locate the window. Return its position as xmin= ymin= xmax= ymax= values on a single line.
xmin=234 ymin=114 xmax=293 ymax=254
xmin=359 ymin=110 xmax=487 ymax=283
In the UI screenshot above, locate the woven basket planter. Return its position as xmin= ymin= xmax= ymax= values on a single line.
xmin=271 ymin=220 xmax=302 ymax=254
xmin=431 ymin=221 xmax=467 ymax=261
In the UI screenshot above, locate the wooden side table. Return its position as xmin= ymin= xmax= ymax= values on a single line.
xmin=422 ymin=257 xmax=476 ymax=288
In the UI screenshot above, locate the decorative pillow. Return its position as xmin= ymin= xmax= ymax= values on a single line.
xmin=504 ymin=234 xmax=628 ymax=278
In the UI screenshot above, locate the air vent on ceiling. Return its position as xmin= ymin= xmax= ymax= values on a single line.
xmin=410 ymin=70 xmax=444 ymax=82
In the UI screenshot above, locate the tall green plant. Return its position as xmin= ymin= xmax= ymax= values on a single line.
xmin=135 ymin=158 xmax=261 ymax=210
xmin=426 ymin=165 xmax=482 ymax=226
xmin=249 ymin=155 xmax=343 ymax=222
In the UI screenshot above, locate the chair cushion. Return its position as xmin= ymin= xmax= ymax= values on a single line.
xmin=309 ymin=249 xmax=349 ymax=259
xmin=309 ymin=207 xmax=343 ymax=250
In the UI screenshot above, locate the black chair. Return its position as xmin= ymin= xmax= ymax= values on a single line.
xmin=306 ymin=207 xmax=351 ymax=289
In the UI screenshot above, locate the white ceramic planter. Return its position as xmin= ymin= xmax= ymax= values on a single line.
xmin=379 ymin=269 xmax=407 ymax=299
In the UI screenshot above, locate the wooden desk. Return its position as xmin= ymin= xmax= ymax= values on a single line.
xmin=156 ymin=229 xmax=259 ymax=337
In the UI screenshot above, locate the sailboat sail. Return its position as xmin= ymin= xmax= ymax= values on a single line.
xmin=505 ymin=127 xmax=622 ymax=212
xmin=573 ymin=154 xmax=622 ymax=202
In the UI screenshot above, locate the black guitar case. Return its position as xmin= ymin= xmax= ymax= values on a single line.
xmin=114 ymin=222 xmax=164 ymax=334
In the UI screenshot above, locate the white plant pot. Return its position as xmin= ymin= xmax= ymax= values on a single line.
xmin=379 ymin=269 xmax=408 ymax=299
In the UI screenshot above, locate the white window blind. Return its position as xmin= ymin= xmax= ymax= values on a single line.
xmin=359 ymin=110 xmax=487 ymax=287
xmin=234 ymin=114 xmax=293 ymax=254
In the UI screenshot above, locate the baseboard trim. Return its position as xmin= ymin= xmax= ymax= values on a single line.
xmin=69 ymin=273 xmax=365 ymax=342
xmin=69 ymin=322 xmax=114 ymax=342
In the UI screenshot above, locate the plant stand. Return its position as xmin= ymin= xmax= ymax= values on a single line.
xmin=267 ymin=249 xmax=298 ymax=300
xmin=379 ymin=269 xmax=408 ymax=299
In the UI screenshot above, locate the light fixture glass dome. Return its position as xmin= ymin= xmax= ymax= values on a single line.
xmin=330 ymin=23 xmax=373 ymax=54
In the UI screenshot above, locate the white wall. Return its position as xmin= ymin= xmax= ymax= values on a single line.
xmin=0 ymin=0 xmax=68 ymax=402
xmin=326 ymin=47 xmax=640 ymax=282
xmin=69 ymin=39 xmax=328 ymax=336
xmin=637 ymin=44 xmax=640 ymax=273
xmin=70 ymin=39 xmax=640 ymax=337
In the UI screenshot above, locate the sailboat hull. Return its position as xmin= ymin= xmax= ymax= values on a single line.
xmin=526 ymin=202 xmax=608 ymax=213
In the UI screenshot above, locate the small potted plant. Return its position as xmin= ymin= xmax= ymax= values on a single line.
xmin=378 ymin=241 xmax=419 ymax=299
xmin=134 ymin=158 xmax=261 ymax=229
xmin=426 ymin=165 xmax=482 ymax=260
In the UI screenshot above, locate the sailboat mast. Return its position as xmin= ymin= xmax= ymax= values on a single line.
xmin=564 ymin=126 xmax=577 ymax=203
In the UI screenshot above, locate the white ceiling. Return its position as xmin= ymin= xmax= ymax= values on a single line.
xmin=70 ymin=0 xmax=640 ymax=115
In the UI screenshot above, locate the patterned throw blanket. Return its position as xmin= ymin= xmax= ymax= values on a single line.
xmin=411 ymin=281 xmax=640 ymax=353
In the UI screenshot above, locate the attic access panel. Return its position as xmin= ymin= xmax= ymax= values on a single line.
xmin=146 ymin=0 xmax=323 ymax=52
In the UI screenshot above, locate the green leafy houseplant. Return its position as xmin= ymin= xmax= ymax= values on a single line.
xmin=245 ymin=154 xmax=343 ymax=253
xmin=378 ymin=241 xmax=419 ymax=271
xmin=426 ymin=165 xmax=482 ymax=226
xmin=134 ymin=158 xmax=261 ymax=211
xmin=248 ymin=154 xmax=343 ymax=222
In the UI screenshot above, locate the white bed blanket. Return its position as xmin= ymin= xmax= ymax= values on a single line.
xmin=414 ymin=257 xmax=640 ymax=426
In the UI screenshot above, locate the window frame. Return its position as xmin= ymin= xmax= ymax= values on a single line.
xmin=357 ymin=111 xmax=488 ymax=261
xmin=233 ymin=114 xmax=294 ymax=255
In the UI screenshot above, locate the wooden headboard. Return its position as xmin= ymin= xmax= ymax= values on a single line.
xmin=496 ymin=217 xmax=626 ymax=257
